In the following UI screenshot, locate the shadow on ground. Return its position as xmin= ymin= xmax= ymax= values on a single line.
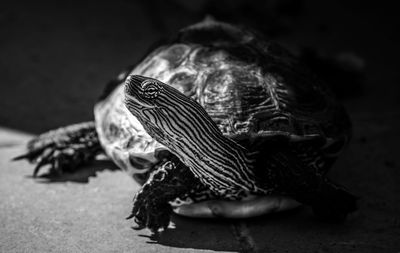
xmin=139 ymin=208 xmax=364 ymax=252
xmin=141 ymin=216 xmax=241 ymax=252
xmin=29 ymin=160 xmax=120 ymax=184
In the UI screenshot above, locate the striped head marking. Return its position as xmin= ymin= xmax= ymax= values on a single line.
xmin=125 ymin=75 xmax=164 ymax=109
xmin=125 ymin=75 xmax=258 ymax=195
xmin=124 ymin=74 xmax=190 ymax=140
xmin=125 ymin=74 xmax=180 ymax=141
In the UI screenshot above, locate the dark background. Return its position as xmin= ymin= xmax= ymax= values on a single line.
xmin=1 ymin=0 xmax=398 ymax=134
xmin=1 ymin=0 xmax=399 ymax=252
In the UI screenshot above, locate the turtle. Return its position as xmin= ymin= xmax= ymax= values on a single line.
xmin=15 ymin=18 xmax=357 ymax=232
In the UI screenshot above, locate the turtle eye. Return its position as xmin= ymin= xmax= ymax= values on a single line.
xmin=140 ymin=79 xmax=162 ymax=99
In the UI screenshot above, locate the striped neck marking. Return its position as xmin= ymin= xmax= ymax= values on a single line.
xmin=125 ymin=75 xmax=259 ymax=195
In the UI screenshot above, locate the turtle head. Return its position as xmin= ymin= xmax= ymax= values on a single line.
xmin=125 ymin=74 xmax=210 ymax=140
xmin=125 ymin=74 xmax=200 ymax=143
xmin=124 ymin=75 xmax=164 ymax=110
xmin=124 ymin=74 xmax=179 ymax=141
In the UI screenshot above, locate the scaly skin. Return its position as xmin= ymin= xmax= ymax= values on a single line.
xmin=127 ymin=156 xmax=200 ymax=232
xmin=14 ymin=122 xmax=102 ymax=176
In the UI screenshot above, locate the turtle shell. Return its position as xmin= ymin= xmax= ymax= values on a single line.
xmin=94 ymin=19 xmax=351 ymax=183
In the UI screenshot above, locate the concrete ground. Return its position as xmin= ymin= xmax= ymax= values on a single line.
xmin=1 ymin=1 xmax=399 ymax=252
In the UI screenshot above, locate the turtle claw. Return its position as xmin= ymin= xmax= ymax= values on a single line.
xmin=127 ymin=160 xmax=197 ymax=232
xmin=12 ymin=153 xmax=32 ymax=161
xmin=12 ymin=144 xmax=51 ymax=162
xmin=13 ymin=145 xmax=56 ymax=177
xmin=13 ymin=122 xmax=101 ymax=177
xmin=33 ymin=157 xmax=48 ymax=177
xmin=127 ymin=189 xmax=173 ymax=232
xmin=131 ymin=216 xmax=147 ymax=230
xmin=17 ymin=144 xmax=75 ymax=177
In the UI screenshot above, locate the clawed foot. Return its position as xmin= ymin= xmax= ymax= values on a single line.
xmin=13 ymin=122 xmax=101 ymax=177
xmin=127 ymin=161 xmax=188 ymax=232
xmin=127 ymin=184 xmax=172 ymax=232
xmin=14 ymin=143 xmax=98 ymax=177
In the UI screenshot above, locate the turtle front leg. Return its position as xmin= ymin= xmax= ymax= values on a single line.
xmin=13 ymin=121 xmax=102 ymax=177
xmin=127 ymin=158 xmax=198 ymax=232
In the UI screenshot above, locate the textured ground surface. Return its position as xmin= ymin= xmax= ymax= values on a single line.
xmin=1 ymin=1 xmax=399 ymax=252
